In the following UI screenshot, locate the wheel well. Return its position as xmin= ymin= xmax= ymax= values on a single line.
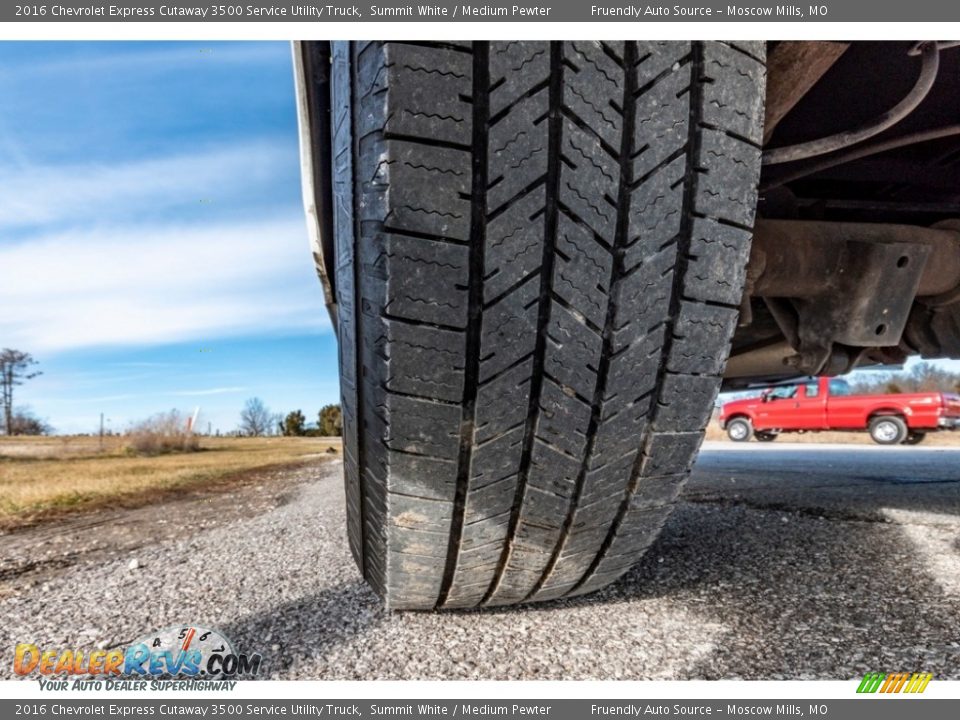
xmin=868 ymin=410 xmax=905 ymax=423
xmin=294 ymin=41 xmax=337 ymax=330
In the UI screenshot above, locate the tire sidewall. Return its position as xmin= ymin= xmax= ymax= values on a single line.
xmin=727 ymin=418 xmax=753 ymax=442
xmin=869 ymin=416 xmax=907 ymax=445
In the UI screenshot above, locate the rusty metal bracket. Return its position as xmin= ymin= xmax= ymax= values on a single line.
xmin=792 ymin=239 xmax=930 ymax=349
xmin=738 ymin=219 xmax=960 ymax=375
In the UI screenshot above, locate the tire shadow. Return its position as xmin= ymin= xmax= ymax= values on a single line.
xmin=219 ymin=579 xmax=384 ymax=678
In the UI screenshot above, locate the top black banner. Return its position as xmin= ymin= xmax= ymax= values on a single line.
xmin=3 ymin=1 xmax=955 ymax=23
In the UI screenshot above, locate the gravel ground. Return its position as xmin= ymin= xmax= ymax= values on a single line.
xmin=2 ymin=443 xmax=959 ymax=680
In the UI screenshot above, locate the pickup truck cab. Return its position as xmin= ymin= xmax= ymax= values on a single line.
xmin=719 ymin=377 xmax=960 ymax=444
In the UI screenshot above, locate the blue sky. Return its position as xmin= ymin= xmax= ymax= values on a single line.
xmin=0 ymin=42 xmax=338 ymax=434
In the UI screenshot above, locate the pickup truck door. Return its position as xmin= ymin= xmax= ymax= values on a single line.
xmin=790 ymin=382 xmax=827 ymax=429
xmin=754 ymin=385 xmax=798 ymax=429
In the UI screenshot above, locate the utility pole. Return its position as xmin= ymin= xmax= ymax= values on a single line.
xmin=99 ymin=412 xmax=104 ymax=452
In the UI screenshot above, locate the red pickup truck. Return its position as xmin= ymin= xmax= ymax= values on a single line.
xmin=719 ymin=377 xmax=960 ymax=444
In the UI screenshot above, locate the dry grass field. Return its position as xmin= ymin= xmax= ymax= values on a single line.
xmin=0 ymin=435 xmax=340 ymax=529
xmin=4 ymin=422 xmax=956 ymax=530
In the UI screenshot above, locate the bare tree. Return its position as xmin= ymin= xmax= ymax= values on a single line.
xmin=1 ymin=349 xmax=42 ymax=436
xmin=7 ymin=406 xmax=52 ymax=436
xmin=239 ymin=397 xmax=272 ymax=437
xmin=850 ymin=361 xmax=960 ymax=395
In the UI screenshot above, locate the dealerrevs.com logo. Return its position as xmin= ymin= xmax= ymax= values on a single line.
xmin=14 ymin=625 xmax=261 ymax=681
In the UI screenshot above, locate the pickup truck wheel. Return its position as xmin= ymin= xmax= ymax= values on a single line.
xmin=726 ymin=418 xmax=754 ymax=442
xmin=869 ymin=416 xmax=908 ymax=445
xmin=330 ymin=40 xmax=765 ymax=609
xmin=903 ymin=432 xmax=927 ymax=445
xmin=754 ymin=431 xmax=777 ymax=442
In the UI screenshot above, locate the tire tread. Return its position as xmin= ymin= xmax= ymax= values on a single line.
xmin=331 ymin=41 xmax=765 ymax=609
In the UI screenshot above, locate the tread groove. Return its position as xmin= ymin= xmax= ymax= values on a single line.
xmin=437 ymin=42 xmax=490 ymax=608
xmin=480 ymin=41 xmax=564 ymax=607
xmin=570 ymin=43 xmax=706 ymax=595
xmin=527 ymin=41 xmax=638 ymax=601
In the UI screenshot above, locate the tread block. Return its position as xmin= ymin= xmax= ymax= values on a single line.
xmin=484 ymin=190 xmax=546 ymax=300
xmin=383 ymin=235 xmax=470 ymax=328
xmin=682 ymin=217 xmax=752 ymax=306
xmin=479 ymin=279 xmax=539 ymax=381
xmin=384 ymin=394 xmax=461 ymax=459
xmin=667 ymin=301 xmax=739 ymax=375
xmin=475 ymin=360 xmax=532 ymax=443
xmin=641 ymin=432 xmax=703 ymax=476
xmin=489 ymin=42 xmax=550 ymax=117
xmin=626 ymin=155 xmax=685 ymax=260
xmin=654 ymin=374 xmax=722 ymax=432
xmin=702 ymin=43 xmax=766 ymax=144
xmin=388 ymin=450 xmax=458 ymax=502
xmin=632 ymin=64 xmax=691 ymax=180
xmin=543 ymin=302 xmax=603 ymax=399
xmin=537 ymin=379 xmax=592 ymax=460
xmin=488 ymin=95 xmax=550 ymax=210
xmin=696 ymin=129 xmax=762 ymax=228
xmin=470 ymin=426 xmax=525 ymax=488
xmin=382 ymin=44 xmax=473 ymax=146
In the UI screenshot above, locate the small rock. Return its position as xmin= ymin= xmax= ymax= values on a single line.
xmin=128 ymin=558 xmax=140 ymax=570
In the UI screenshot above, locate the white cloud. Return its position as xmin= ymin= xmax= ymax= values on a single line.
xmin=0 ymin=142 xmax=291 ymax=230
xmin=0 ymin=136 xmax=331 ymax=354
xmin=0 ymin=215 xmax=328 ymax=352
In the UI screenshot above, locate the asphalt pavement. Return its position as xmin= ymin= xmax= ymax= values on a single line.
xmin=2 ymin=442 xmax=959 ymax=680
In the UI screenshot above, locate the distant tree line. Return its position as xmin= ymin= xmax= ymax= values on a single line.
xmin=237 ymin=397 xmax=342 ymax=437
xmin=849 ymin=362 xmax=960 ymax=395
xmin=0 ymin=347 xmax=341 ymax=440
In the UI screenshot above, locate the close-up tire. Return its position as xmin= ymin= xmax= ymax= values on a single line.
xmin=869 ymin=416 xmax=908 ymax=445
xmin=726 ymin=418 xmax=754 ymax=442
xmin=754 ymin=431 xmax=777 ymax=442
xmin=330 ymin=40 xmax=765 ymax=609
xmin=903 ymin=431 xmax=927 ymax=445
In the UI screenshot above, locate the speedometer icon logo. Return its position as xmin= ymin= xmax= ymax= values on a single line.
xmin=128 ymin=625 xmax=247 ymax=678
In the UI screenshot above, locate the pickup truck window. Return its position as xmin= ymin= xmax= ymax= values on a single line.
xmin=769 ymin=386 xmax=798 ymax=399
xmin=829 ymin=379 xmax=852 ymax=396
xmin=804 ymin=383 xmax=819 ymax=397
